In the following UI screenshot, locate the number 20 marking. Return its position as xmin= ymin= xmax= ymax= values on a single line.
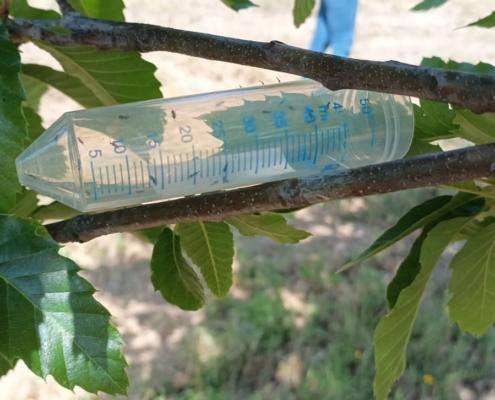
xmin=179 ymin=125 xmax=193 ymax=143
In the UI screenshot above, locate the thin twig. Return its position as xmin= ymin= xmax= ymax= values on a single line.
xmin=5 ymin=15 xmax=495 ymax=113
xmin=55 ymin=0 xmax=76 ymax=15
xmin=45 ymin=143 xmax=495 ymax=243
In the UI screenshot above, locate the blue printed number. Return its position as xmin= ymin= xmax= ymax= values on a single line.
xmin=147 ymin=131 xmax=161 ymax=148
xmin=272 ymin=110 xmax=288 ymax=129
xmin=212 ymin=120 xmax=226 ymax=139
xmin=333 ymin=102 xmax=343 ymax=113
xmin=359 ymin=98 xmax=372 ymax=115
xmin=318 ymin=105 xmax=330 ymax=121
xmin=242 ymin=115 xmax=257 ymax=134
xmin=304 ymin=106 xmax=316 ymax=124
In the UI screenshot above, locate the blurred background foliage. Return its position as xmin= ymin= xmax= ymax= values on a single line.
xmin=142 ymin=188 xmax=495 ymax=400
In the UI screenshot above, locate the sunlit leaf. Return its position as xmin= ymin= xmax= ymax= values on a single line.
xmin=411 ymin=0 xmax=448 ymax=11
xmin=0 ymin=24 xmax=28 ymax=212
xmin=293 ymin=0 xmax=316 ymax=27
xmin=21 ymin=74 xmax=48 ymax=112
xmin=35 ymin=0 xmax=161 ymax=106
xmin=22 ymin=64 xmax=103 ymax=109
xmin=176 ymin=222 xmax=234 ymax=297
xmin=407 ymin=99 xmax=457 ymax=156
xmin=341 ymin=195 xmax=450 ymax=270
xmin=341 ymin=193 xmax=482 ymax=271
xmin=9 ymin=0 xmax=60 ymax=19
xmin=374 ymin=216 xmax=473 ymax=400
xmin=151 ymin=227 xmax=205 ymax=310
xmin=227 ymin=213 xmax=310 ymax=243
xmin=32 ymin=201 xmax=79 ymax=221
xmin=448 ymin=221 xmax=495 ymax=336
xmin=220 ymin=0 xmax=257 ymax=11
xmin=466 ymin=11 xmax=495 ymax=29
xmin=454 ymin=109 xmax=495 ymax=144
xmin=386 ymin=196 xmax=485 ymax=308
xmin=68 ymin=0 xmax=125 ymax=21
xmin=0 ymin=215 xmax=128 ymax=393
xmin=421 ymin=58 xmax=495 ymax=145
xmin=37 ymin=44 xmax=161 ymax=106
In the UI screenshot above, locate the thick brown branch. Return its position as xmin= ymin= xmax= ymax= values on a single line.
xmin=6 ymin=15 xmax=495 ymax=113
xmin=46 ymin=143 xmax=495 ymax=243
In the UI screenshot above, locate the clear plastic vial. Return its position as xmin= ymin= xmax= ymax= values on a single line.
xmin=16 ymin=80 xmax=414 ymax=212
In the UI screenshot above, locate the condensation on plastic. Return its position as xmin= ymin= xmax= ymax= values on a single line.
xmin=16 ymin=80 xmax=414 ymax=212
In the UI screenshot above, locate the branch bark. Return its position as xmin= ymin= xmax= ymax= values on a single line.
xmin=46 ymin=143 xmax=495 ymax=243
xmin=6 ymin=14 xmax=495 ymax=113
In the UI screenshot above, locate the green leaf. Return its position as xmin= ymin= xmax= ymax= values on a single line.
xmin=32 ymin=201 xmax=79 ymax=221
xmin=0 ymin=353 xmax=13 ymax=377
xmin=134 ymin=226 xmax=166 ymax=244
xmin=11 ymin=189 xmax=39 ymax=218
xmin=406 ymin=67 xmax=459 ymax=156
xmin=386 ymin=229 xmax=428 ymax=309
xmin=406 ymin=100 xmax=457 ymax=156
xmin=22 ymin=64 xmax=103 ymax=108
xmin=373 ymin=216 xmax=473 ymax=400
xmin=454 ymin=109 xmax=495 ymax=144
xmin=0 ymin=215 xmax=128 ymax=394
xmin=411 ymin=0 xmax=448 ymax=11
xmin=412 ymin=99 xmax=458 ymax=142
xmin=21 ymin=74 xmax=48 ymax=112
xmin=220 ymin=0 xmax=257 ymax=11
xmin=341 ymin=193 xmax=482 ymax=271
xmin=36 ymin=44 xmax=161 ymax=106
xmin=419 ymin=58 xmax=495 ymax=145
xmin=0 ymin=24 xmax=28 ymax=213
xmin=176 ymin=222 xmax=234 ymax=297
xmin=35 ymin=0 xmax=161 ymax=106
xmin=68 ymin=0 xmax=125 ymax=21
xmin=386 ymin=196 xmax=485 ymax=308
xmin=23 ymin=105 xmax=44 ymax=142
xmin=340 ymin=195 xmax=451 ymax=270
xmin=448 ymin=221 xmax=495 ymax=335
xmin=227 ymin=213 xmax=310 ymax=244
xmin=293 ymin=0 xmax=316 ymax=27
xmin=9 ymin=0 xmax=60 ymax=19
xmin=151 ymin=227 xmax=205 ymax=310
xmin=421 ymin=57 xmax=495 ymax=76
xmin=466 ymin=11 xmax=495 ymax=29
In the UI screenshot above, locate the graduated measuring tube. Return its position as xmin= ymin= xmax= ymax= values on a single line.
xmin=16 ymin=80 xmax=414 ymax=212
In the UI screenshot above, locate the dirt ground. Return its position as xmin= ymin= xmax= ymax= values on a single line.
xmin=2 ymin=0 xmax=495 ymax=399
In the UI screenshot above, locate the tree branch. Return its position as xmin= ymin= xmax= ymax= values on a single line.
xmin=6 ymin=15 xmax=495 ymax=113
xmin=45 ymin=143 xmax=495 ymax=243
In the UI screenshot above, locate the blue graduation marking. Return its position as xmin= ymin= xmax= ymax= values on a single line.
xmin=120 ymin=164 xmax=124 ymax=190
xmin=90 ymin=161 xmax=98 ymax=200
xmin=113 ymin=165 xmax=118 ymax=192
xmin=284 ymin=129 xmax=289 ymax=169
xmin=133 ymin=161 xmax=139 ymax=189
xmin=159 ymin=150 xmax=165 ymax=189
xmin=167 ymin=156 xmax=172 ymax=184
xmin=140 ymin=161 xmax=145 ymax=189
xmin=179 ymin=154 xmax=184 ymax=181
xmin=255 ymin=136 xmax=259 ymax=174
xmin=313 ymin=126 xmax=318 ymax=165
xmin=172 ymin=155 xmax=178 ymax=183
xmin=105 ymin=166 xmax=111 ymax=194
xmin=125 ymin=155 xmax=132 ymax=195
xmin=206 ymin=149 xmax=210 ymax=177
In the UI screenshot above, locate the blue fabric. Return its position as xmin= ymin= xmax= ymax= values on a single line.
xmin=310 ymin=0 xmax=358 ymax=57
